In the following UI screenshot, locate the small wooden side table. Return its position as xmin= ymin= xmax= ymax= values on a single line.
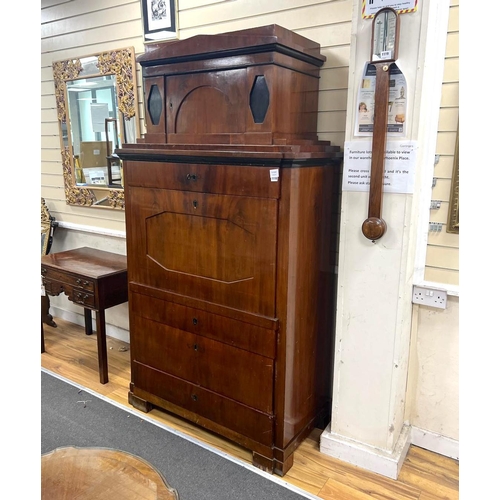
xmin=42 ymin=446 xmax=179 ymax=499
xmin=41 ymin=247 xmax=128 ymax=384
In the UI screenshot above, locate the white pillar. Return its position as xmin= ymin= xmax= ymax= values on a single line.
xmin=320 ymin=0 xmax=451 ymax=479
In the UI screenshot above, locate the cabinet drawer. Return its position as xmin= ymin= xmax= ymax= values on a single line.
xmin=131 ymin=315 xmax=274 ymax=413
xmin=41 ymin=267 xmax=95 ymax=293
xmin=133 ymin=362 xmax=274 ymax=447
xmin=124 ymin=161 xmax=281 ymax=198
xmin=130 ymin=292 xmax=276 ymax=358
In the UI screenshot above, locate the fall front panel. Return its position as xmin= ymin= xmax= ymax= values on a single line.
xmin=126 ymin=186 xmax=278 ymax=317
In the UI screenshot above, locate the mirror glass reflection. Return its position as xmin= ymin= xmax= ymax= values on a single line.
xmin=67 ymin=75 xmax=123 ymax=188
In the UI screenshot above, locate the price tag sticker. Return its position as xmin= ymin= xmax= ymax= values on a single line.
xmin=269 ymin=169 xmax=279 ymax=182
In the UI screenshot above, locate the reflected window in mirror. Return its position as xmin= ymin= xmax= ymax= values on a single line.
xmin=52 ymin=48 xmax=140 ymax=210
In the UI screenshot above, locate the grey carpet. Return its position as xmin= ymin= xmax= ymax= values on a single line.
xmin=41 ymin=370 xmax=318 ymax=500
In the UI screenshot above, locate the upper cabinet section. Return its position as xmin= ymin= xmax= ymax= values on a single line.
xmin=137 ymin=25 xmax=328 ymax=146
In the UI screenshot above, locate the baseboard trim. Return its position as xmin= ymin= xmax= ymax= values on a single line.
xmin=56 ymin=221 xmax=126 ymax=239
xmin=320 ymin=424 xmax=411 ymax=479
xmin=411 ymin=426 xmax=459 ymax=460
xmin=49 ymin=307 xmax=130 ymax=343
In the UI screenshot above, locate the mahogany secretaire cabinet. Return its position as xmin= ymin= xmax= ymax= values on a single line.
xmin=117 ymin=25 xmax=342 ymax=476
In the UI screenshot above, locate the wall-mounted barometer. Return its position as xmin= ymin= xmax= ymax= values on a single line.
xmin=362 ymin=7 xmax=400 ymax=241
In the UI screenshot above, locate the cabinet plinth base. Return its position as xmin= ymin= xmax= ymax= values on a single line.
xmin=128 ymin=391 xmax=153 ymax=413
xmin=252 ymin=453 xmax=294 ymax=477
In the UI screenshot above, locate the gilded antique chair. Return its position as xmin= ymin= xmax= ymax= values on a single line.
xmin=41 ymin=199 xmax=58 ymax=351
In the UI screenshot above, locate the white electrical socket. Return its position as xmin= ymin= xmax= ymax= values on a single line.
xmin=412 ymin=285 xmax=447 ymax=309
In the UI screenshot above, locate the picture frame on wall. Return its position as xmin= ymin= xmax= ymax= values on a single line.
xmin=141 ymin=0 xmax=177 ymax=41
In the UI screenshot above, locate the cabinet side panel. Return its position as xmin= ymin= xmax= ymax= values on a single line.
xmin=275 ymin=165 xmax=336 ymax=450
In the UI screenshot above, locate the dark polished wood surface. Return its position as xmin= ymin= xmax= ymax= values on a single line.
xmin=41 ymin=247 xmax=128 ymax=384
xmin=362 ymin=62 xmax=391 ymax=241
xmin=117 ymin=24 xmax=342 ymax=476
xmin=42 ymin=446 xmax=179 ymax=500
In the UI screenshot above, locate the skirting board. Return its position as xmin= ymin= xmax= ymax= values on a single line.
xmin=320 ymin=424 xmax=412 ymax=479
xmin=411 ymin=426 xmax=459 ymax=460
xmin=48 ymin=306 xmax=130 ymax=344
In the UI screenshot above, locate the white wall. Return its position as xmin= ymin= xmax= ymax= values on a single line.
xmin=407 ymin=296 xmax=459 ymax=458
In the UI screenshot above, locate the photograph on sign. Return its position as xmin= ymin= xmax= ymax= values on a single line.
xmin=355 ymin=62 xmax=407 ymax=137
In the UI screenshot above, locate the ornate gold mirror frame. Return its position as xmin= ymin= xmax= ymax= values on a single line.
xmin=447 ymin=125 xmax=459 ymax=234
xmin=41 ymin=198 xmax=57 ymax=255
xmin=52 ymin=47 xmax=139 ymax=210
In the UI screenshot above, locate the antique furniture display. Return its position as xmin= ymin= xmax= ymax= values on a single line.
xmin=52 ymin=47 xmax=140 ymax=209
xmin=117 ymin=25 xmax=342 ymax=476
xmin=41 ymin=247 xmax=128 ymax=384
xmin=42 ymin=447 xmax=179 ymax=500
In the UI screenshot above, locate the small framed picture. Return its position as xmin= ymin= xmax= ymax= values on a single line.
xmin=141 ymin=0 xmax=177 ymax=41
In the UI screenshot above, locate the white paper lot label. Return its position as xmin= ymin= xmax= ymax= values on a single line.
xmin=269 ymin=169 xmax=279 ymax=182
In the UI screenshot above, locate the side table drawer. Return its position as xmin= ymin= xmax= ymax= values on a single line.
xmin=41 ymin=267 xmax=95 ymax=293
xmin=71 ymin=288 xmax=96 ymax=308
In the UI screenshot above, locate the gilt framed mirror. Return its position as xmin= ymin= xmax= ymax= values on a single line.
xmin=52 ymin=47 xmax=140 ymax=209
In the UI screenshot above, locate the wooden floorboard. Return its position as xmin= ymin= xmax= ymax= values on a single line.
xmin=41 ymin=317 xmax=459 ymax=499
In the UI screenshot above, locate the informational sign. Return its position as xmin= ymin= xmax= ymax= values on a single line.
xmin=342 ymin=140 xmax=417 ymax=193
xmin=355 ymin=62 xmax=407 ymax=137
xmin=362 ymin=0 xmax=418 ymax=18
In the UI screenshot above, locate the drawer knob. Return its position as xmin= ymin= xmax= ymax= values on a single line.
xmin=192 ymin=318 xmax=198 ymax=325
xmin=41 ymin=268 xmax=47 ymax=275
xmin=186 ymin=174 xmax=197 ymax=181
xmin=193 ymin=344 xmax=198 ymax=351
xmin=191 ymin=394 xmax=198 ymax=402
xmin=192 ymin=200 xmax=198 ymax=209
